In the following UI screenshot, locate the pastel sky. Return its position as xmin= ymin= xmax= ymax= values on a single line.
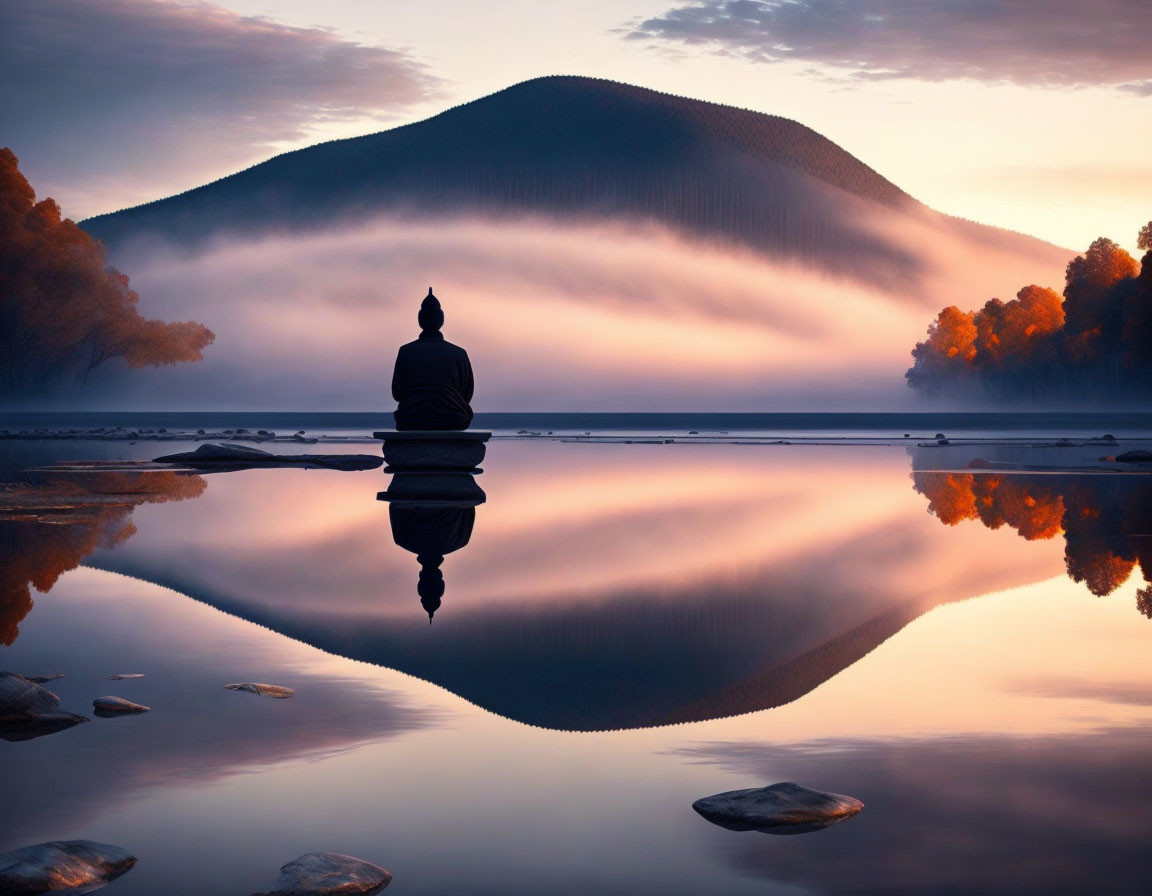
xmin=3 ymin=0 xmax=1151 ymax=251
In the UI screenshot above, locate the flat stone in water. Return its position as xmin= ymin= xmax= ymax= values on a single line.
xmin=93 ymin=696 xmax=150 ymax=716
xmin=26 ymin=674 xmax=67 ymax=683
xmin=253 ymin=852 xmax=392 ymax=896
xmin=225 ymin=682 xmax=295 ymax=699
xmin=106 ymin=674 xmax=146 ymax=680
xmin=155 ymin=443 xmax=381 ymax=471
xmin=0 ymin=839 xmax=136 ymax=894
xmin=0 ymin=671 xmax=89 ymax=742
xmin=692 ymin=781 xmax=863 ymax=834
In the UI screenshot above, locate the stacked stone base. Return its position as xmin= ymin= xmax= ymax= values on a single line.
xmin=373 ymin=430 xmax=490 ymax=472
xmin=376 ymin=472 xmax=486 ymax=506
xmin=374 ymin=430 xmax=489 ymax=504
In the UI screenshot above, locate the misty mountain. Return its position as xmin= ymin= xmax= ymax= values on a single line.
xmin=81 ymin=76 xmax=1064 ymax=288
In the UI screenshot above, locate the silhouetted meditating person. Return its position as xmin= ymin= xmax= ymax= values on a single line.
xmin=391 ymin=288 xmax=475 ymax=431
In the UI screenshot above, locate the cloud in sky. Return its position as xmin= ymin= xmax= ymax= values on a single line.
xmin=0 ymin=0 xmax=441 ymax=215
xmin=628 ymin=0 xmax=1152 ymax=93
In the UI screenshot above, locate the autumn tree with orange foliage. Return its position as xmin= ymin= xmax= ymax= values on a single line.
xmin=0 ymin=148 xmax=214 ymax=398
xmin=905 ymin=306 xmax=977 ymax=392
xmin=907 ymin=225 xmax=1152 ymax=399
xmin=1138 ymin=220 xmax=1152 ymax=252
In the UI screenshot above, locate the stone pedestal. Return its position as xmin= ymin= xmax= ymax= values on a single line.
xmin=376 ymin=472 xmax=486 ymax=506
xmin=373 ymin=430 xmax=490 ymax=471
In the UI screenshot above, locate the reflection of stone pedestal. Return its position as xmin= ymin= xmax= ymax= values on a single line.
xmin=376 ymin=436 xmax=488 ymax=621
xmin=373 ymin=430 xmax=490 ymax=471
xmin=376 ymin=472 xmax=486 ymax=506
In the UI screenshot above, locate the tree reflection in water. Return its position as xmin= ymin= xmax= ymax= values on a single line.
xmin=912 ymin=471 xmax=1152 ymax=615
xmin=0 ymin=470 xmax=206 ymax=644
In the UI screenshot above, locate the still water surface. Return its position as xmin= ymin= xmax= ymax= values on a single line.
xmin=3 ymin=437 xmax=1152 ymax=894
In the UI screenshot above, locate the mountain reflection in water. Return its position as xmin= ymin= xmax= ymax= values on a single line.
xmin=5 ymin=444 xmax=1151 ymax=731
xmin=3 ymin=440 xmax=1152 ymax=894
xmin=41 ymin=442 xmax=1078 ymax=730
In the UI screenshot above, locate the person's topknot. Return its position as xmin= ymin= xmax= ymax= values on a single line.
xmin=418 ymin=286 xmax=444 ymax=332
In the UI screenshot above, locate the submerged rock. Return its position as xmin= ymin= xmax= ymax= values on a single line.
xmin=0 ymin=840 xmax=136 ymax=894
xmin=93 ymin=696 xmax=151 ymax=717
xmin=0 ymin=672 xmax=89 ymax=742
xmin=106 ymin=673 xmax=146 ymax=681
xmin=26 ymin=674 xmax=67 ymax=684
xmin=1115 ymin=450 xmax=1152 ymax=463
xmin=225 ymin=682 xmax=295 ymax=699
xmin=254 ymin=853 xmax=392 ymax=896
xmin=692 ymin=781 xmax=863 ymax=834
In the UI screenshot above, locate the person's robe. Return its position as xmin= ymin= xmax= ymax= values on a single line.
xmin=391 ymin=332 xmax=475 ymax=430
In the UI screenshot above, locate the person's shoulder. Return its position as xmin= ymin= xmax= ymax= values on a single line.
xmin=442 ymin=340 xmax=469 ymax=356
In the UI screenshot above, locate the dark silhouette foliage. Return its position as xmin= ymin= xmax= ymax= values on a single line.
xmin=1139 ymin=220 xmax=1152 ymax=252
xmin=0 ymin=148 xmax=214 ymax=399
xmin=907 ymin=227 xmax=1152 ymax=400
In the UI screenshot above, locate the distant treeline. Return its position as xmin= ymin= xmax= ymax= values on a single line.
xmin=0 ymin=149 xmax=213 ymax=399
xmin=906 ymin=223 xmax=1152 ymax=400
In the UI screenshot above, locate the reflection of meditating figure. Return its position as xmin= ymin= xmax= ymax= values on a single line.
xmin=380 ymin=300 xmax=484 ymax=619
xmin=389 ymin=503 xmax=476 ymax=622
xmin=391 ymin=288 xmax=475 ymax=431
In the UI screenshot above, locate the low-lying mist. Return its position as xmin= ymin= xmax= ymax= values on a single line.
xmin=80 ymin=213 xmax=1070 ymax=410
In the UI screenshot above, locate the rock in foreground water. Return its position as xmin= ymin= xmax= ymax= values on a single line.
xmin=106 ymin=674 xmax=146 ymax=681
xmin=0 ymin=672 xmax=89 ymax=742
xmin=93 ymin=696 xmax=151 ymax=717
xmin=0 ymin=840 xmax=136 ymax=894
xmin=254 ymin=853 xmax=392 ymax=896
xmin=692 ymin=781 xmax=863 ymax=834
xmin=26 ymin=674 xmax=67 ymax=684
xmin=225 ymin=682 xmax=295 ymax=699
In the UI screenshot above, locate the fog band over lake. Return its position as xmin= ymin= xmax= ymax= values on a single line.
xmin=77 ymin=212 xmax=1069 ymax=410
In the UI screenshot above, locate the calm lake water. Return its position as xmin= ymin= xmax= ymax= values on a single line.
xmin=3 ymin=428 xmax=1152 ymax=894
